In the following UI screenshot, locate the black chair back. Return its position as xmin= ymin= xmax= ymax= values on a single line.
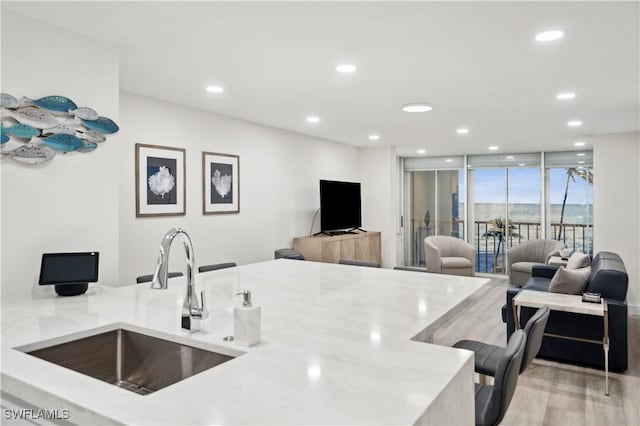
xmin=136 ymin=272 xmax=183 ymax=284
xmin=274 ymin=248 xmax=305 ymax=260
xmin=393 ymin=266 xmax=432 ymax=273
xmin=339 ymin=259 xmax=380 ymax=268
xmin=492 ymin=329 xmax=526 ymax=425
xmin=198 ymin=263 xmax=237 ymax=273
xmin=521 ymin=306 xmax=550 ymax=373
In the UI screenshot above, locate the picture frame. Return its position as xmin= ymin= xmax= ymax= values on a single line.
xmin=135 ymin=143 xmax=186 ymax=217
xmin=202 ymin=152 xmax=240 ymax=214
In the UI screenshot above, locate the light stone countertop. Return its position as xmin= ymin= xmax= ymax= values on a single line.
xmin=1 ymin=259 xmax=489 ymax=425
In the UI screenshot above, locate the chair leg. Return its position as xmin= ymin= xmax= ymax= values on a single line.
xmin=480 ymin=374 xmax=492 ymax=385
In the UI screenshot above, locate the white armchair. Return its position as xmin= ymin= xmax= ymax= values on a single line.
xmin=507 ymin=239 xmax=564 ymax=286
xmin=425 ymin=236 xmax=475 ymax=276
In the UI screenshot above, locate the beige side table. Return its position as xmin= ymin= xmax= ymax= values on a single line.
xmin=512 ymin=289 xmax=609 ymax=396
xmin=547 ymin=256 xmax=569 ymax=266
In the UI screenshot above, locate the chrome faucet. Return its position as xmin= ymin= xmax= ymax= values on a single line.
xmin=151 ymin=227 xmax=208 ymax=333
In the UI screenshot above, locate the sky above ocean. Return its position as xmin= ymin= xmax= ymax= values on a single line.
xmin=467 ymin=168 xmax=592 ymax=204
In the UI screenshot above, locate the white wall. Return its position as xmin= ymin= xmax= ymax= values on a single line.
xmin=359 ymin=146 xmax=399 ymax=267
xmin=118 ymin=94 xmax=359 ymax=284
xmin=1 ymin=12 xmax=361 ymax=299
xmin=593 ymin=132 xmax=640 ymax=314
xmin=1 ymin=11 xmax=119 ymax=302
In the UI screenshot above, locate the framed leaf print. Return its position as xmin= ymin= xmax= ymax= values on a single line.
xmin=202 ymin=152 xmax=239 ymax=214
xmin=135 ymin=143 xmax=186 ymax=217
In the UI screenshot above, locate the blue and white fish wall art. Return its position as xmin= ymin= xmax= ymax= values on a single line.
xmin=0 ymin=92 xmax=119 ymax=165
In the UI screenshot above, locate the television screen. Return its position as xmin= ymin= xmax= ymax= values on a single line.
xmin=39 ymin=252 xmax=99 ymax=285
xmin=320 ymin=180 xmax=361 ymax=232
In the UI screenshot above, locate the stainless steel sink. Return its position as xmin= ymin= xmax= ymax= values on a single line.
xmin=23 ymin=328 xmax=237 ymax=395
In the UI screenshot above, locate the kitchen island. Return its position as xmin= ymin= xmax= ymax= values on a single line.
xmin=1 ymin=259 xmax=489 ymax=425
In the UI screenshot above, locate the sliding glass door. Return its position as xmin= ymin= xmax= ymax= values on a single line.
xmin=468 ymin=154 xmax=541 ymax=273
xmin=409 ymin=170 xmax=436 ymax=266
xmin=470 ymin=168 xmax=507 ymax=273
xmin=545 ymin=151 xmax=593 ymax=254
xmin=400 ymin=151 xmax=592 ymax=273
xmin=403 ymin=157 xmax=464 ymax=266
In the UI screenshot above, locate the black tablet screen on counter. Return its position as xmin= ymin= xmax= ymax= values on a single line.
xmin=39 ymin=252 xmax=99 ymax=285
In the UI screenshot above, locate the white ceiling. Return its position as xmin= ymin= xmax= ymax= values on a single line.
xmin=4 ymin=1 xmax=639 ymax=156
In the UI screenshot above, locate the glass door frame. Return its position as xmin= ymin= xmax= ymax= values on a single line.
xmin=399 ymin=152 xmax=590 ymax=272
xmin=402 ymin=167 xmax=466 ymax=267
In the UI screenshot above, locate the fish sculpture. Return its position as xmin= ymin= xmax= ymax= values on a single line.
xmin=3 ymin=107 xmax=58 ymax=129
xmin=1 ymin=123 xmax=40 ymax=139
xmin=69 ymin=107 xmax=99 ymax=121
xmin=40 ymin=134 xmax=84 ymax=152
xmin=9 ymin=141 xmax=56 ymax=165
xmin=2 ymin=93 xmax=119 ymax=163
xmin=78 ymin=142 xmax=97 ymax=153
xmin=20 ymin=95 xmax=78 ymax=114
xmin=42 ymin=123 xmax=76 ymax=135
xmin=81 ymin=116 xmax=119 ymax=134
xmin=1 ymin=139 xmax=23 ymax=153
xmin=77 ymin=129 xmax=106 ymax=143
xmin=1 ymin=93 xmax=19 ymax=109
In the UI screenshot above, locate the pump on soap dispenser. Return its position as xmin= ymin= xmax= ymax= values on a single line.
xmin=233 ymin=290 xmax=261 ymax=347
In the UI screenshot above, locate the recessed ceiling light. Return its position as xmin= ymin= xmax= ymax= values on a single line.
xmin=368 ymin=134 xmax=380 ymax=141
xmin=205 ymin=85 xmax=225 ymax=93
xmin=417 ymin=149 xmax=426 ymax=154
xmin=576 ymin=153 xmax=585 ymax=157
xmin=456 ymin=128 xmax=469 ymax=134
xmin=402 ymin=104 xmax=433 ymax=113
xmin=489 ymin=146 xmax=499 ymax=151
xmin=567 ymin=120 xmax=582 ymax=127
xmin=556 ymin=92 xmax=576 ymax=100
xmin=577 ymin=160 xmax=585 ymax=164
xmin=306 ymin=116 xmax=320 ymax=123
xmin=445 ymin=158 xmax=453 ymax=162
xmin=336 ymin=64 xmax=357 ymax=73
xmin=505 ymin=155 xmax=515 ymax=160
xmin=574 ymin=141 xmax=586 ymax=147
xmin=519 ymin=163 xmax=526 ymax=167
xmin=536 ymin=30 xmax=564 ymax=42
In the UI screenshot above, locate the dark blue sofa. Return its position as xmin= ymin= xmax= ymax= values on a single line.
xmin=503 ymin=251 xmax=628 ymax=371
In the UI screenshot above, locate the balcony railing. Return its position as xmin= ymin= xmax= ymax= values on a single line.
xmin=411 ymin=219 xmax=592 ymax=273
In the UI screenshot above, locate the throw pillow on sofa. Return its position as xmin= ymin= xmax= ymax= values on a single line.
xmin=566 ymin=251 xmax=590 ymax=269
xmin=548 ymin=266 xmax=591 ymax=294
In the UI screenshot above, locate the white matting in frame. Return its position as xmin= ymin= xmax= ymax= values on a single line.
xmin=136 ymin=143 xmax=186 ymax=217
xmin=203 ymin=152 xmax=239 ymax=214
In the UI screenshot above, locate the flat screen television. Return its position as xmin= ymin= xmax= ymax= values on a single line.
xmin=39 ymin=252 xmax=99 ymax=296
xmin=320 ymin=180 xmax=362 ymax=232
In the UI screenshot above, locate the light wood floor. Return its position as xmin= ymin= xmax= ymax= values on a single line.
xmin=433 ymin=277 xmax=640 ymax=426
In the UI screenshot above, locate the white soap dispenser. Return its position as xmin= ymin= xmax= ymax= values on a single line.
xmin=233 ymin=290 xmax=261 ymax=347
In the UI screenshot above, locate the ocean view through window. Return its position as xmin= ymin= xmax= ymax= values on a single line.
xmin=402 ymin=152 xmax=593 ymax=272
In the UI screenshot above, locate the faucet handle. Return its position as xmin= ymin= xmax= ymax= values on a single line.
xmin=150 ymin=252 xmax=163 ymax=289
xmin=200 ymin=291 xmax=209 ymax=319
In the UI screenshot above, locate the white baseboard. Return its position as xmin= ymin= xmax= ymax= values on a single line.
xmin=628 ymin=302 xmax=640 ymax=317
